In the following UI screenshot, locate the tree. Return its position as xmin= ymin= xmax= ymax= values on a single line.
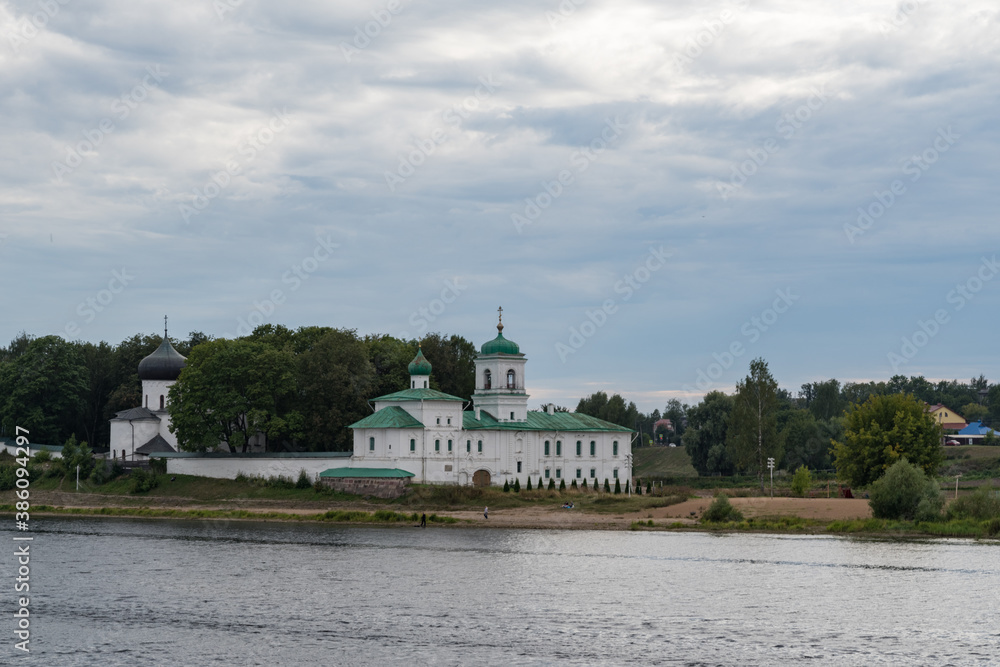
xmin=809 ymin=379 xmax=845 ymax=421
xmin=780 ymin=409 xmax=830 ymax=471
xmin=728 ymin=358 xmax=781 ymax=493
xmin=831 ymin=393 xmax=943 ymax=488
xmin=168 ymin=339 xmax=300 ymax=452
xmin=296 ymin=329 xmax=375 ymax=450
xmin=603 ymin=478 xmax=611 ymax=492
xmin=962 ymin=402 xmax=988 ymax=423
xmin=614 ymin=477 xmax=621 ymax=494
xmin=0 ymin=335 xmax=89 ymax=444
xmin=868 ymin=459 xmax=943 ymax=521
xmin=576 ymin=391 xmax=640 ymax=429
xmin=682 ymin=391 xmax=733 ymax=475
xmin=790 ymin=465 xmax=812 ymax=497
xmin=415 ymin=333 xmax=477 ymax=401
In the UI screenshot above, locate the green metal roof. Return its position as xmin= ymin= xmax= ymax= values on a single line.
xmin=407 ymin=347 xmax=432 ymax=375
xmin=463 ymin=409 xmax=633 ymax=433
xmin=150 ymin=451 xmax=353 ymax=458
xmin=480 ymin=332 xmax=521 ymax=355
xmin=349 ymin=406 xmax=424 ymax=429
xmin=372 ymin=387 xmax=465 ymax=402
xmin=319 ymin=467 xmax=415 ymax=478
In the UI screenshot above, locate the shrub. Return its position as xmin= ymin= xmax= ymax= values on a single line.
xmin=503 ymin=479 xmax=510 ymax=492
xmin=513 ymin=478 xmax=520 ymax=493
xmin=559 ymin=478 xmax=566 ymax=491
xmin=33 ymin=449 xmax=52 ymax=464
xmin=150 ymin=457 xmax=167 ymax=475
xmin=129 ymin=468 xmax=160 ymax=494
xmin=570 ymin=479 xmax=577 ymax=489
xmin=790 ymin=466 xmax=812 ymax=497
xmin=614 ymin=478 xmax=622 ymax=494
xmin=701 ymin=493 xmax=744 ymax=523
xmin=947 ymin=487 xmax=1000 ymax=521
xmin=868 ymin=459 xmax=944 ymax=521
xmin=548 ymin=478 xmax=555 ymax=490
xmin=296 ymin=469 xmax=312 ymax=489
xmin=604 ymin=479 xmax=611 ymax=493
xmin=646 ymin=482 xmax=652 ymax=494
xmin=581 ymin=478 xmax=587 ymax=490
xmin=538 ymin=477 xmax=544 ymax=490
xmin=526 ymin=477 xmax=532 ymax=491
xmin=89 ymin=460 xmax=124 ymax=485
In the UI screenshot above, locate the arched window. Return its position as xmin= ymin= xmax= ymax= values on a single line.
xmin=506 ymin=369 xmax=515 ymax=389
xmin=484 ymin=369 xmax=491 ymax=389
xmin=159 ymin=395 xmax=165 ymax=410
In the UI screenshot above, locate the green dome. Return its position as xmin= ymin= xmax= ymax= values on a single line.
xmin=481 ymin=332 xmax=520 ymax=355
xmin=407 ymin=347 xmax=432 ymax=375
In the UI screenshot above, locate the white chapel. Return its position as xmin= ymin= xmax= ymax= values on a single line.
xmin=349 ymin=312 xmax=634 ymax=487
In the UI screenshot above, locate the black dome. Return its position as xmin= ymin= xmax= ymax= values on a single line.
xmin=138 ymin=337 xmax=187 ymax=381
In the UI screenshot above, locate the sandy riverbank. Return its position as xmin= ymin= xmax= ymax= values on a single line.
xmin=20 ymin=490 xmax=872 ymax=530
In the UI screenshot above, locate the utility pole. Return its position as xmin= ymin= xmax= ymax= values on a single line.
xmin=767 ymin=457 xmax=775 ymax=498
xmin=76 ymin=465 xmax=80 ymax=491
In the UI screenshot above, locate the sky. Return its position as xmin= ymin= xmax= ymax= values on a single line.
xmin=1 ymin=0 xmax=998 ymax=413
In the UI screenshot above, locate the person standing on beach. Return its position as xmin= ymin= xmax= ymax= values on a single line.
xmin=484 ymin=507 xmax=488 ymax=519
xmin=420 ymin=513 xmax=426 ymax=528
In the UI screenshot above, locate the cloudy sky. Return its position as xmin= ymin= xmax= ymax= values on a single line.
xmin=2 ymin=0 xmax=997 ymax=412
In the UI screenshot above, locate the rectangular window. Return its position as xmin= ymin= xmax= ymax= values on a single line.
xmin=510 ymin=411 xmax=515 ymax=420
xmin=544 ymin=440 xmax=550 ymax=456
xmin=576 ymin=441 xmax=582 ymax=456
xmin=590 ymin=468 xmax=596 ymax=478
xmin=477 ymin=440 xmax=483 ymax=453
xmin=575 ymin=468 xmax=581 ymax=479
xmin=590 ymin=441 xmax=596 ymax=456
xmin=517 ymin=461 xmax=522 ymax=473
xmin=410 ymin=438 xmax=415 ymax=452
xmin=447 ymin=417 xmax=451 ymax=425
xmin=556 ymin=440 xmax=562 ymax=456
xmin=613 ymin=468 xmax=619 ymax=479
xmin=435 ymin=439 xmax=440 ymax=452
xmin=545 ymin=468 xmax=550 ymax=479
xmin=466 ymin=440 xmax=471 ymax=453
xmin=436 ymin=417 xmax=440 ymax=425
xmin=369 ymin=437 xmax=375 ymax=451
xmin=613 ymin=441 xmax=618 ymax=456
xmin=556 ymin=468 xmax=561 ymax=479
xmin=448 ymin=439 xmax=453 ymax=452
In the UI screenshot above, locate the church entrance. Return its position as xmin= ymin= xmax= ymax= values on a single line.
xmin=472 ymin=469 xmax=491 ymax=488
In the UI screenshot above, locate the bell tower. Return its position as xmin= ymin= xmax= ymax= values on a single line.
xmin=472 ymin=307 xmax=528 ymax=422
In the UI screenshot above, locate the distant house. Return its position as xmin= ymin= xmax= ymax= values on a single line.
xmin=954 ymin=421 xmax=998 ymax=445
xmin=925 ymin=404 xmax=967 ymax=431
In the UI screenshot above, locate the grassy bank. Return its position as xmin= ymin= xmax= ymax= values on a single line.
xmin=628 ymin=515 xmax=1000 ymax=539
xmin=0 ymin=503 xmax=458 ymax=525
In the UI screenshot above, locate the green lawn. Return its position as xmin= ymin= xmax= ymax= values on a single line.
xmin=632 ymin=446 xmax=698 ymax=478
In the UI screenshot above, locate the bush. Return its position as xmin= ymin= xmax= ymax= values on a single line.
xmin=296 ymin=469 xmax=312 ymax=489
xmin=33 ymin=449 xmax=52 ymax=464
xmin=89 ymin=460 xmax=124 ymax=485
xmin=526 ymin=477 xmax=532 ymax=491
xmin=790 ymin=466 xmax=812 ymax=497
xmin=570 ymin=479 xmax=577 ymax=489
xmin=614 ymin=478 xmax=622 ymax=494
xmin=646 ymin=482 xmax=652 ymax=494
xmin=150 ymin=457 xmax=167 ymax=475
xmin=947 ymin=487 xmax=1000 ymax=521
xmin=559 ymin=478 xmax=566 ymax=490
xmin=701 ymin=494 xmax=744 ymax=523
xmin=538 ymin=477 xmax=544 ymax=490
xmin=581 ymin=478 xmax=587 ymax=490
xmin=604 ymin=479 xmax=611 ymax=493
xmin=503 ymin=479 xmax=510 ymax=492
xmin=868 ymin=459 xmax=943 ymax=521
xmin=548 ymin=478 xmax=555 ymax=490
xmin=513 ymin=478 xmax=520 ymax=493
xmin=129 ymin=469 xmax=160 ymax=494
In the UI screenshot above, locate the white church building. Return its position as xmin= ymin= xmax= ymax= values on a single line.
xmin=349 ymin=316 xmax=634 ymax=487
xmin=109 ymin=326 xmax=187 ymax=460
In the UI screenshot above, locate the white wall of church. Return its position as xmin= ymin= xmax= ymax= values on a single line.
xmin=352 ymin=426 xmax=631 ymax=486
xmin=164 ymin=456 xmax=350 ymax=480
xmin=142 ymin=379 xmax=174 ymax=412
xmin=110 ymin=418 xmax=160 ymax=459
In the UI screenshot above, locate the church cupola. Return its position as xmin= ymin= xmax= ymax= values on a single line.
xmin=472 ymin=307 xmax=529 ymax=422
xmin=138 ymin=316 xmax=187 ymax=412
xmin=408 ymin=346 xmax=432 ymax=389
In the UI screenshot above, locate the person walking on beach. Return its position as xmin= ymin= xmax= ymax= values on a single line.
xmin=484 ymin=507 xmax=489 ymax=519
xmin=420 ymin=513 xmax=426 ymax=528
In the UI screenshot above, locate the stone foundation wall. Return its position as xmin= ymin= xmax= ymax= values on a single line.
xmin=320 ymin=477 xmax=410 ymax=499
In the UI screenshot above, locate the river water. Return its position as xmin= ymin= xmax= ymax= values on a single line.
xmin=7 ymin=518 xmax=1000 ymax=665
